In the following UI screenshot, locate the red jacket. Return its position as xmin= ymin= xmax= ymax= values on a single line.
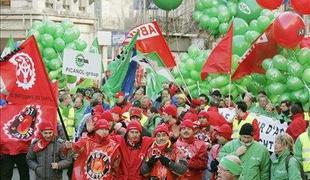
xmin=204 ymin=107 xmax=230 ymax=127
xmin=286 ymin=113 xmax=308 ymax=141
xmin=176 ymin=137 xmax=208 ymax=180
xmin=71 ymin=135 xmax=120 ymax=180
xmin=113 ymin=135 xmax=153 ymax=180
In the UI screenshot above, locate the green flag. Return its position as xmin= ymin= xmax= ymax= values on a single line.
xmin=102 ymin=33 xmax=138 ymax=97
xmin=1 ymin=35 xmax=15 ymax=58
xmin=69 ymin=79 xmax=94 ymax=94
xmin=89 ymin=38 xmax=100 ymax=54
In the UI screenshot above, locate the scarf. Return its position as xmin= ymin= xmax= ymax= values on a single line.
xmin=33 ymin=133 xmax=54 ymax=153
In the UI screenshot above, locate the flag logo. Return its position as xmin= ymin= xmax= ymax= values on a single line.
xmin=86 ymin=150 xmax=110 ymax=179
xmin=4 ymin=105 xmax=39 ymax=140
xmin=9 ymin=52 xmax=36 ymax=90
xmin=75 ymin=54 xmax=89 ymax=67
xmin=239 ymin=2 xmax=251 ymax=14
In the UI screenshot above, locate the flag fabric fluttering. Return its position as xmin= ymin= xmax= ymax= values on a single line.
xmin=103 ymin=33 xmax=138 ymax=97
xmin=124 ymin=20 xmax=176 ymax=68
xmin=89 ymin=38 xmax=100 ymax=54
xmin=1 ymin=35 xmax=15 ymax=58
xmin=232 ymin=24 xmax=278 ymax=80
xmin=201 ymin=22 xmax=233 ymax=80
xmin=0 ymin=36 xmax=58 ymax=155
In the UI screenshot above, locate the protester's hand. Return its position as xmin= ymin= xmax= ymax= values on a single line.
xmin=159 ymin=155 xmax=171 ymax=167
xmin=236 ymin=145 xmax=247 ymax=156
xmin=65 ymin=141 xmax=72 ymax=149
xmin=147 ymin=155 xmax=158 ymax=167
xmin=51 ymin=162 xmax=59 ymax=169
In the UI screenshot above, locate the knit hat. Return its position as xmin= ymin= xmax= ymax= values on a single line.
xmin=94 ymin=119 xmax=109 ymax=130
xmin=215 ymin=124 xmax=232 ymax=140
xmin=183 ymin=112 xmax=198 ymax=122
xmin=115 ymin=91 xmax=125 ymax=98
xmin=153 ymin=124 xmax=169 ymax=137
xmin=191 ymin=98 xmax=201 ymax=107
xmin=102 ymin=111 xmax=113 ymax=122
xmin=180 ymin=119 xmax=194 ymax=130
xmin=130 ymin=107 xmax=142 ymax=118
xmin=239 ymin=123 xmax=253 ymax=136
xmin=126 ymin=120 xmax=142 ymax=133
xmin=38 ymin=121 xmax=54 ymax=132
xmin=110 ymin=106 xmax=123 ymax=116
xmin=163 ymin=105 xmax=177 ymax=118
xmin=198 ymin=111 xmax=209 ymax=119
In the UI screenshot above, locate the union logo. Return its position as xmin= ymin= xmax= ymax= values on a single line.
xmin=239 ymin=2 xmax=251 ymax=15
xmin=9 ymin=52 xmax=36 ymax=90
xmin=4 ymin=105 xmax=39 ymax=140
xmin=85 ymin=150 xmax=110 ymax=179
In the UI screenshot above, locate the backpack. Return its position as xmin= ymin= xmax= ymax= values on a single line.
xmin=285 ymin=155 xmax=308 ymax=180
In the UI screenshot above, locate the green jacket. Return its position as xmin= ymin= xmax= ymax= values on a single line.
xmin=74 ymin=104 xmax=87 ymax=129
xmin=144 ymin=114 xmax=161 ymax=135
xmin=294 ymin=128 xmax=310 ymax=177
xmin=219 ymin=139 xmax=270 ymax=180
xmin=270 ymin=149 xmax=302 ymax=180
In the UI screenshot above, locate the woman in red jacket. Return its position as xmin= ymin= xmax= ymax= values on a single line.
xmin=286 ymin=103 xmax=308 ymax=141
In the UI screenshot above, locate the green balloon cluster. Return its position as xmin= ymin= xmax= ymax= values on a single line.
xmin=27 ymin=19 xmax=87 ymax=89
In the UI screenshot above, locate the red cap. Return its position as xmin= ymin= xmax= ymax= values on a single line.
xmin=102 ymin=111 xmax=113 ymax=122
xmin=110 ymin=106 xmax=122 ymax=116
xmin=198 ymin=111 xmax=209 ymax=118
xmin=180 ymin=119 xmax=194 ymax=130
xmin=38 ymin=121 xmax=54 ymax=131
xmin=126 ymin=120 xmax=142 ymax=133
xmin=93 ymin=104 xmax=104 ymax=115
xmin=215 ymin=124 xmax=232 ymax=140
xmin=130 ymin=107 xmax=142 ymax=118
xmin=163 ymin=105 xmax=177 ymax=118
xmin=153 ymin=124 xmax=169 ymax=137
xmin=191 ymin=98 xmax=201 ymax=107
xmin=95 ymin=119 xmax=109 ymax=130
xmin=183 ymin=112 xmax=198 ymax=122
xmin=115 ymin=91 xmax=125 ymax=98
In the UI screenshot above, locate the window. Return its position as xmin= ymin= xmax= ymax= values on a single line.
xmin=0 ymin=0 xmax=10 ymax=6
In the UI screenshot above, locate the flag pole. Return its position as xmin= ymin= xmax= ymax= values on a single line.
xmin=228 ymin=73 xmax=232 ymax=107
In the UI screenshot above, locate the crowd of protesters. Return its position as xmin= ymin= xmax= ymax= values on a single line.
xmin=1 ymin=81 xmax=310 ymax=180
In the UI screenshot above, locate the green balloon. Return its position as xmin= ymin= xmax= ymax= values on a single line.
xmin=65 ymin=42 xmax=76 ymax=50
xmin=154 ymin=0 xmax=183 ymax=11
xmin=209 ymin=17 xmax=219 ymax=30
xmin=279 ymin=93 xmax=291 ymax=102
xmin=248 ymin=81 xmax=262 ymax=94
xmin=66 ymin=75 xmax=77 ymax=84
xmin=206 ymin=7 xmax=218 ymax=17
xmin=180 ymin=53 xmax=190 ymax=62
xmin=201 ymin=0 xmax=213 ymax=8
xmin=53 ymin=24 xmax=64 ymax=38
xmin=186 ymin=59 xmax=196 ymax=72
xmin=34 ymin=23 xmax=45 ymax=34
xmin=272 ymin=55 xmax=287 ymax=71
xmin=199 ymin=15 xmax=210 ymax=29
xmin=303 ymin=68 xmax=310 ymax=83
xmin=192 ymin=11 xmax=203 ymax=21
xmin=233 ymin=35 xmax=250 ymax=57
xmin=298 ymin=89 xmax=309 ymax=103
xmin=53 ymin=38 xmax=66 ymax=52
xmin=233 ymin=18 xmax=249 ymax=35
xmin=37 ymin=43 xmax=44 ymax=53
xmin=290 ymin=89 xmax=305 ymax=102
xmin=227 ymin=1 xmax=237 ymax=16
xmin=47 ymin=58 xmax=62 ymax=71
xmin=287 ymin=76 xmax=304 ymax=91
xmin=252 ymin=74 xmax=267 ymax=85
xmin=257 ymin=15 xmax=271 ymax=32
xmin=28 ymin=29 xmax=41 ymax=41
xmin=75 ymin=39 xmax=87 ymax=51
xmin=237 ymin=0 xmax=262 ymax=23
xmin=61 ymin=19 xmax=74 ymax=29
xmin=40 ymin=34 xmax=54 ymax=48
xmin=266 ymin=68 xmax=283 ymax=82
xmin=175 ymin=78 xmax=182 ymax=85
xmin=219 ymin=23 xmax=229 ymax=34
xmin=186 ymin=78 xmax=195 ymax=85
xmin=48 ymin=69 xmax=61 ymax=80
xmin=217 ymin=6 xmax=231 ymax=23
xmin=244 ymin=30 xmax=259 ymax=43
xmin=249 ymin=20 xmax=260 ymax=32
xmin=71 ymin=27 xmax=80 ymax=40
xmin=195 ymin=1 xmax=205 ymax=11
xmin=215 ymin=76 xmax=229 ymax=88
xmin=190 ymin=70 xmax=200 ymax=81
xmin=298 ymin=48 xmax=310 ymax=65
xmin=288 ymin=62 xmax=304 ymax=77
xmin=63 ymin=29 xmax=75 ymax=43
xmin=44 ymin=20 xmax=57 ymax=35
xmin=232 ymin=54 xmax=240 ymax=72
xmin=32 ymin=21 xmax=43 ymax=28
xmin=188 ymin=45 xmax=200 ymax=58
xmin=43 ymin=48 xmax=57 ymax=60
xmin=59 ymin=80 xmax=67 ymax=89
xmin=262 ymin=58 xmax=273 ymax=71
xmin=267 ymin=82 xmax=285 ymax=95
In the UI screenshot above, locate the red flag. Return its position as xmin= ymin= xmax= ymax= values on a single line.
xmin=201 ymin=23 xmax=233 ymax=80
xmin=0 ymin=36 xmax=57 ymax=106
xmin=0 ymin=36 xmax=58 ymax=155
xmin=124 ymin=20 xmax=176 ymax=68
xmin=232 ymin=24 xmax=278 ymax=80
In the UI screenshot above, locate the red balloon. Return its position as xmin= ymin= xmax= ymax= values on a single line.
xmin=291 ymin=0 xmax=310 ymax=15
xmin=273 ymin=12 xmax=305 ymax=49
xmin=256 ymin=0 xmax=283 ymax=10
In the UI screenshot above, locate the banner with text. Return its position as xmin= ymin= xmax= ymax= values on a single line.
xmin=62 ymin=49 xmax=101 ymax=80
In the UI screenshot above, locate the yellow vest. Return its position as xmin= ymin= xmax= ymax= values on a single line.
xmin=58 ymin=108 xmax=75 ymax=140
xmin=300 ymin=132 xmax=310 ymax=172
xmin=122 ymin=112 xmax=148 ymax=126
xmin=232 ymin=113 xmax=255 ymax=139
xmin=304 ymin=112 xmax=309 ymax=121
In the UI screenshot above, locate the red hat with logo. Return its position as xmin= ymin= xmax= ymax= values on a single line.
xmin=191 ymin=98 xmax=201 ymax=107
xmin=130 ymin=107 xmax=142 ymax=118
xmin=115 ymin=91 xmax=125 ymax=98
xmin=126 ymin=120 xmax=142 ymax=133
xmin=215 ymin=124 xmax=232 ymax=140
xmin=163 ymin=105 xmax=177 ymax=118
xmin=95 ymin=118 xmax=109 ymax=130
xmin=183 ymin=112 xmax=198 ymax=122
xmin=38 ymin=121 xmax=54 ymax=132
xmin=198 ymin=111 xmax=209 ymax=119
xmin=101 ymin=111 xmax=113 ymax=122
xmin=110 ymin=106 xmax=123 ymax=116
xmin=180 ymin=119 xmax=194 ymax=130
xmin=153 ymin=124 xmax=169 ymax=137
